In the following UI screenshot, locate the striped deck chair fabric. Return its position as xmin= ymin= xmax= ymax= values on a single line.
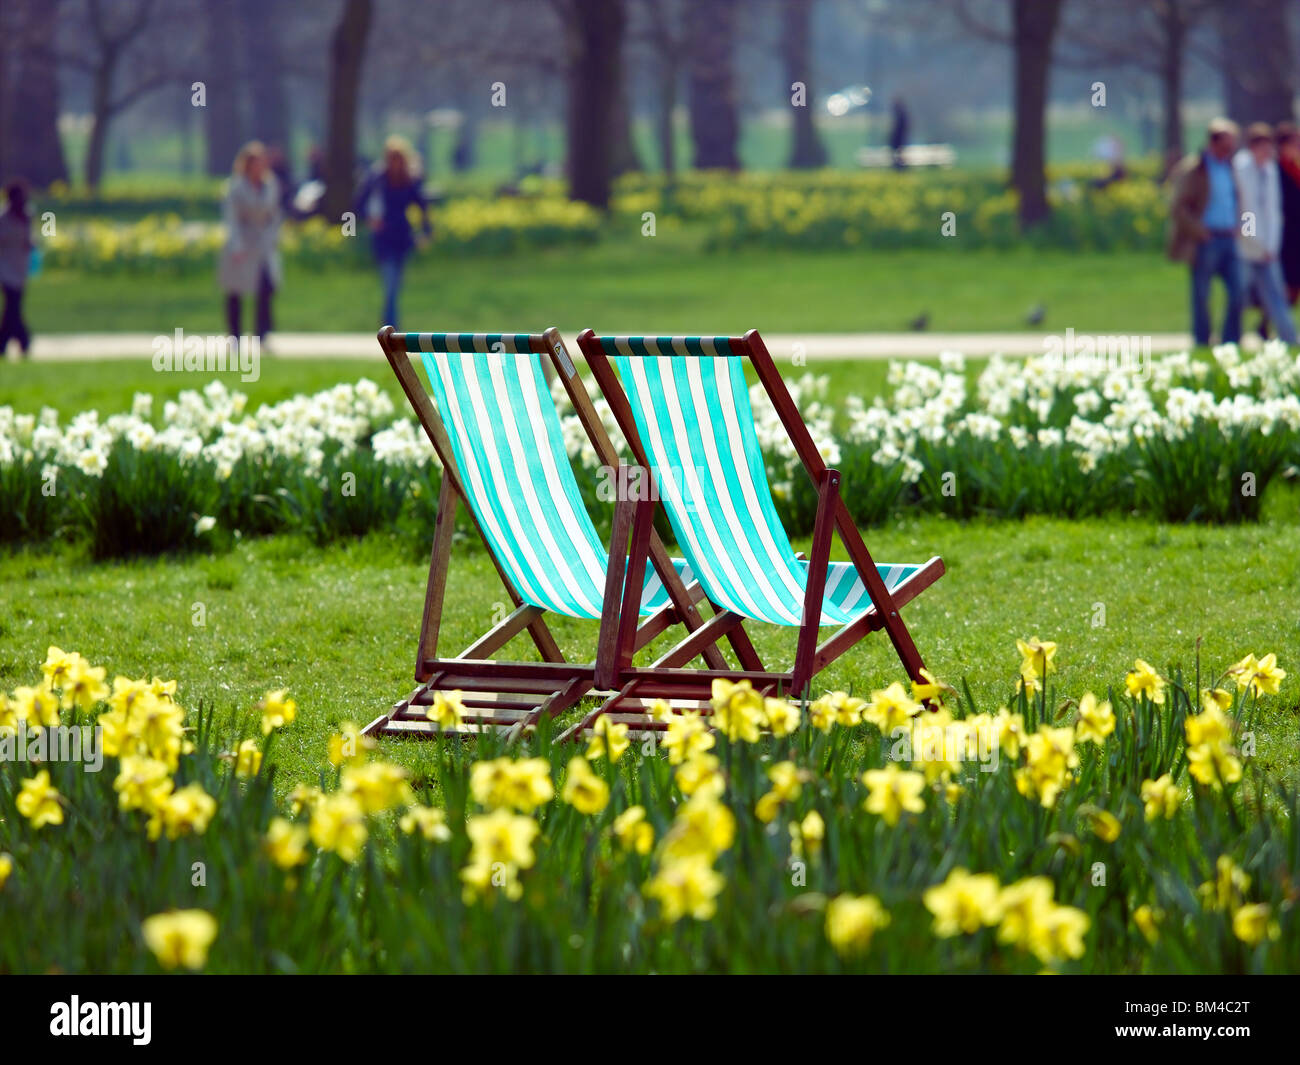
xmin=595 ymin=336 xmax=925 ymax=627
xmin=407 ymin=332 xmax=693 ymax=620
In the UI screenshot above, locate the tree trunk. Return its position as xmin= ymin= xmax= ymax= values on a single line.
xmin=8 ymin=0 xmax=69 ymax=188
xmin=565 ymin=0 xmax=625 ymax=208
xmin=609 ymin=62 xmax=642 ymax=177
xmin=783 ymin=0 xmax=826 ymax=169
xmin=686 ymin=0 xmax=741 ymax=170
xmin=656 ymin=65 xmax=677 ymax=174
xmin=1158 ymin=7 xmax=1184 ymax=165
xmin=204 ymin=0 xmax=244 ymax=174
xmin=1010 ymin=0 xmax=1061 ymax=229
xmin=240 ymin=0 xmax=291 ymax=150
xmin=84 ymin=56 xmax=116 ymax=190
xmin=323 ymin=0 xmax=372 ymax=221
xmin=1219 ymin=0 xmax=1294 ymax=125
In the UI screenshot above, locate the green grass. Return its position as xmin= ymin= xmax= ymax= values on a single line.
xmin=3 ymin=511 xmax=1297 ymax=797
xmin=17 ymin=242 xmax=1197 ymax=339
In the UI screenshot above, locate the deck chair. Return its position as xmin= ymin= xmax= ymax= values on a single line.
xmin=561 ymin=328 xmax=945 ymax=737
xmin=362 ymin=326 xmax=736 ymax=739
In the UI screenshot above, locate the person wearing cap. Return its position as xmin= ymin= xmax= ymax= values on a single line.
xmin=1167 ymin=118 xmax=1244 ymax=346
xmin=1234 ymin=122 xmax=1297 ymax=345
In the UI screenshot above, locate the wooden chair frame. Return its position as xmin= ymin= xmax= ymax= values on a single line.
xmin=556 ymin=327 xmax=945 ymax=738
xmin=362 ymin=326 xmax=737 ymax=739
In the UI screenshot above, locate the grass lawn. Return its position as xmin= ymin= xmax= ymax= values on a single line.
xmin=19 ymin=242 xmax=1198 ymax=338
xmin=4 ymin=509 xmax=1297 ymax=797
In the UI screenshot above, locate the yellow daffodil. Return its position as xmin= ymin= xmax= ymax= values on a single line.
xmin=763 ymin=697 xmax=802 ymax=737
xmin=995 ymin=876 xmax=1055 ymax=952
xmin=1187 ymin=742 xmax=1242 ymax=789
xmin=585 ymin=717 xmax=630 ymax=762
xmin=259 ymin=689 xmax=297 ymax=735
xmin=309 ymin=793 xmax=368 ymax=862
xmin=233 ymin=738 xmax=262 ymax=778
xmin=1136 ymin=775 xmax=1179 ymax=821
xmin=289 ymin=784 xmax=324 ymax=816
xmin=41 ymin=646 xmax=78 ymax=690
xmin=141 ymin=910 xmax=218 ymax=970
xmin=1016 ymin=636 xmax=1057 ymax=683
xmin=662 ymin=710 xmax=715 ymax=765
xmin=1134 ymin=904 xmax=1163 ymax=944
xmin=426 ymin=690 xmax=466 ymax=730
xmin=1232 ymin=903 xmax=1280 ymax=946
xmin=675 ymin=752 xmax=726 ymax=799
xmin=146 ymin=782 xmax=216 ymax=841
xmin=470 ymin=756 xmax=555 ymax=812
xmin=341 ymin=761 xmax=413 ymax=814
xmin=825 ymin=894 xmax=890 ymax=956
xmin=1199 ymin=855 xmax=1250 ymax=912
xmin=1081 ymin=807 xmax=1122 ymax=843
xmin=461 ymin=809 xmax=539 ymax=902
xmin=613 ymin=805 xmax=655 ymax=855
xmin=1125 ymin=659 xmax=1166 ymax=705
xmin=755 ymin=761 xmax=803 ymax=823
xmin=0 ymin=852 xmax=11 ymax=889
xmin=644 ymin=854 xmax=725 ymax=922
xmin=924 ymin=868 xmax=1003 ymax=937
xmin=11 ymin=685 xmax=60 ymax=730
xmin=561 ymin=756 xmax=610 ymax=815
xmin=113 ymin=756 xmax=173 ymax=813
xmin=399 ymin=805 xmax=452 ymax=842
xmin=265 ymin=817 xmax=311 ymax=868
xmin=710 ymin=678 xmax=766 ymax=742
xmin=863 ymin=681 xmax=922 ymax=734
xmin=1075 ymin=692 xmax=1114 ymax=745
xmin=660 ymin=794 xmax=736 ymax=862
xmin=326 ymin=720 xmax=374 ymax=767
xmin=861 ymin=763 xmax=926 ymax=826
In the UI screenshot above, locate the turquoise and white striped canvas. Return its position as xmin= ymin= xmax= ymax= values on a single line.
xmin=406 ymin=333 xmax=695 ymax=620
xmin=595 ymin=335 xmax=923 ymax=627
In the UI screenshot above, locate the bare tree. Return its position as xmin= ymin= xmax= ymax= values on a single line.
xmin=3 ymin=0 xmax=70 ymax=187
xmin=783 ymin=0 xmax=827 ymax=168
xmin=686 ymin=0 xmax=741 ymax=170
xmin=637 ymin=0 xmax=687 ymax=174
xmin=74 ymin=0 xmax=186 ymax=190
xmin=323 ymin=0 xmax=372 ymax=220
xmin=1057 ymin=0 xmax=1217 ymax=163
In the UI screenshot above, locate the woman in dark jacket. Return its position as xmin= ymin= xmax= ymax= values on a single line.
xmin=1276 ymin=123 xmax=1300 ymax=306
xmin=355 ymin=136 xmax=431 ymax=330
xmin=0 ymin=180 xmax=34 ymax=358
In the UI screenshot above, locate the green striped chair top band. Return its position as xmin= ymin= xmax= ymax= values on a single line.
xmin=405 ymin=332 xmax=541 ymax=355
xmin=594 ymin=336 xmax=740 ymax=358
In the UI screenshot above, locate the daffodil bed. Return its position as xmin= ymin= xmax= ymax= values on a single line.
xmin=3 ymin=342 xmax=1298 ymax=559
xmin=35 ymin=167 xmax=1168 ymax=276
xmin=0 ymin=638 xmax=1293 ymax=974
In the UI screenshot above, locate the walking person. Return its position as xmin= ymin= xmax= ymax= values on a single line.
xmin=1234 ymin=123 xmax=1298 ymax=345
xmin=218 ymin=141 xmax=282 ymax=342
xmin=0 ymin=179 xmax=34 ymax=359
xmin=1167 ymin=118 xmax=1244 ymax=347
xmin=355 ymin=136 xmax=431 ymax=330
xmin=1276 ymin=122 xmax=1300 ymax=307
xmin=888 ymin=96 xmax=909 ymax=170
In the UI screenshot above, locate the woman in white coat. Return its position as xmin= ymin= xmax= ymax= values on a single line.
xmin=219 ymin=141 xmax=282 ymax=341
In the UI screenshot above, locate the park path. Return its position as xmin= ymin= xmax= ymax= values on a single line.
xmin=18 ymin=331 xmax=1198 ymax=362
